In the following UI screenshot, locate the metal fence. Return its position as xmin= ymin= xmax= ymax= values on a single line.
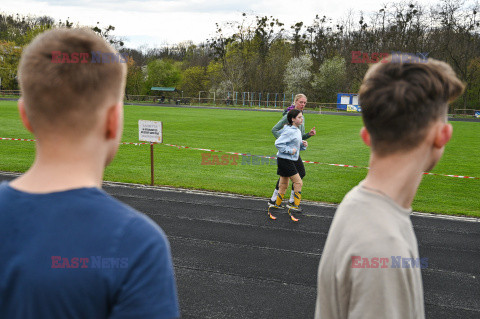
xmin=5 ymin=90 xmax=477 ymax=117
xmin=198 ymin=91 xmax=296 ymax=108
xmin=0 ymin=90 xmax=20 ymax=97
xmin=123 ymin=91 xmax=340 ymax=111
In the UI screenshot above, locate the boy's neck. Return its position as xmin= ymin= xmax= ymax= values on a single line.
xmin=10 ymin=140 xmax=107 ymax=193
xmin=362 ymin=148 xmax=428 ymax=209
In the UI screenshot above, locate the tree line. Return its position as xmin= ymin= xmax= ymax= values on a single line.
xmin=0 ymin=14 xmax=123 ymax=91
xmin=1 ymin=0 xmax=480 ymax=110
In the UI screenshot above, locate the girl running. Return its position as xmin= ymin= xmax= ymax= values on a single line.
xmin=269 ymin=94 xmax=315 ymax=208
xmin=269 ymin=109 xmax=308 ymax=221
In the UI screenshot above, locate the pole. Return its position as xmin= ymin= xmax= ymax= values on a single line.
xmin=150 ymin=143 xmax=154 ymax=186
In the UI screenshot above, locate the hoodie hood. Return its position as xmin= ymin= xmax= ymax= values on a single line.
xmin=278 ymin=124 xmax=300 ymax=136
xmin=283 ymin=104 xmax=296 ymax=116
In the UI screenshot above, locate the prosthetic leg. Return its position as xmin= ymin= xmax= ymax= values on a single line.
xmin=286 ymin=174 xmax=303 ymax=221
xmin=268 ymin=179 xmax=281 ymax=207
xmin=267 ymin=177 xmax=289 ymax=220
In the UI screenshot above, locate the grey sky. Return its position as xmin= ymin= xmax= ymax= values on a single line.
xmin=1 ymin=0 xmax=441 ymax=49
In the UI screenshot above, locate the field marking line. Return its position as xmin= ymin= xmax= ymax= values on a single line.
xmin=106 ymin=181 xmax=480 ymax=223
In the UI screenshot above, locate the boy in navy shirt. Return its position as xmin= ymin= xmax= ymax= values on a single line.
xmin=0 ymin=28 xmax=179 ymax=319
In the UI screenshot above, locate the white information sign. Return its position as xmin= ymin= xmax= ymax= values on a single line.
xmin=138 ymin=120 xmax=163 ymax=143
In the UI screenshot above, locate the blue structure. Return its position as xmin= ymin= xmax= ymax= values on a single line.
xmin=475 ymin=111 xmax=480 ymax=118
xmin=337 ymin=93 xmax=361 ymax=112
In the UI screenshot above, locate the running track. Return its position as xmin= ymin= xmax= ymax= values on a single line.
xmin=0 ymin=173 xmax=479 ymax=318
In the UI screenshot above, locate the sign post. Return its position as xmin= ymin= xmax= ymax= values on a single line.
xmin=138 ymin=120 xmax=163 ymax=186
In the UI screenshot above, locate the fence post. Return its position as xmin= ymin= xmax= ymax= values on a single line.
xmin=150 ymin=143 xmax=154 ymax=186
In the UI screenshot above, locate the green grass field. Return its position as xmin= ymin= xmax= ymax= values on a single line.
xmin=1 ymin=100 xmax=479 ymax=217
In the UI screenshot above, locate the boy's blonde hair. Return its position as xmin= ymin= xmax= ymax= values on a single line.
xmin=18 ymin=28 xmax=126 ymax=136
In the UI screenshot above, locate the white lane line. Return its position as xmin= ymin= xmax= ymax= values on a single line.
xmin=0 ymin=171 xmax=478 ymax=223
xmin=103 ymin=181 xmax=480 ymax=223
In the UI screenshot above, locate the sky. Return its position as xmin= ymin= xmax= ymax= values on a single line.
xmin=1 ymin=0 xmax=440 ymax=50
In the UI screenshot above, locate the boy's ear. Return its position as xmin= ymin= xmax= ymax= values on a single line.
xmin=434 ymin=123 xmax=453 ymax=148
xmin=105 ymin=103 xmax=122 ymax=140
xmin=360 ymin=127 xmax=371 ymax=147
xmin=18 ymin=98 xmax=34 ymax=133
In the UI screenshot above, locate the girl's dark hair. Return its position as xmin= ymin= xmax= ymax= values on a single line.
xmin=287 ymin=109 xmax=302 ymax=125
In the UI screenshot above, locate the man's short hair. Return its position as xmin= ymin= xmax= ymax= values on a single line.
xmin=358 ymin=59 xmax=464 ymax=156
xmin=18 ymin=28 xmax=126 ymax=136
